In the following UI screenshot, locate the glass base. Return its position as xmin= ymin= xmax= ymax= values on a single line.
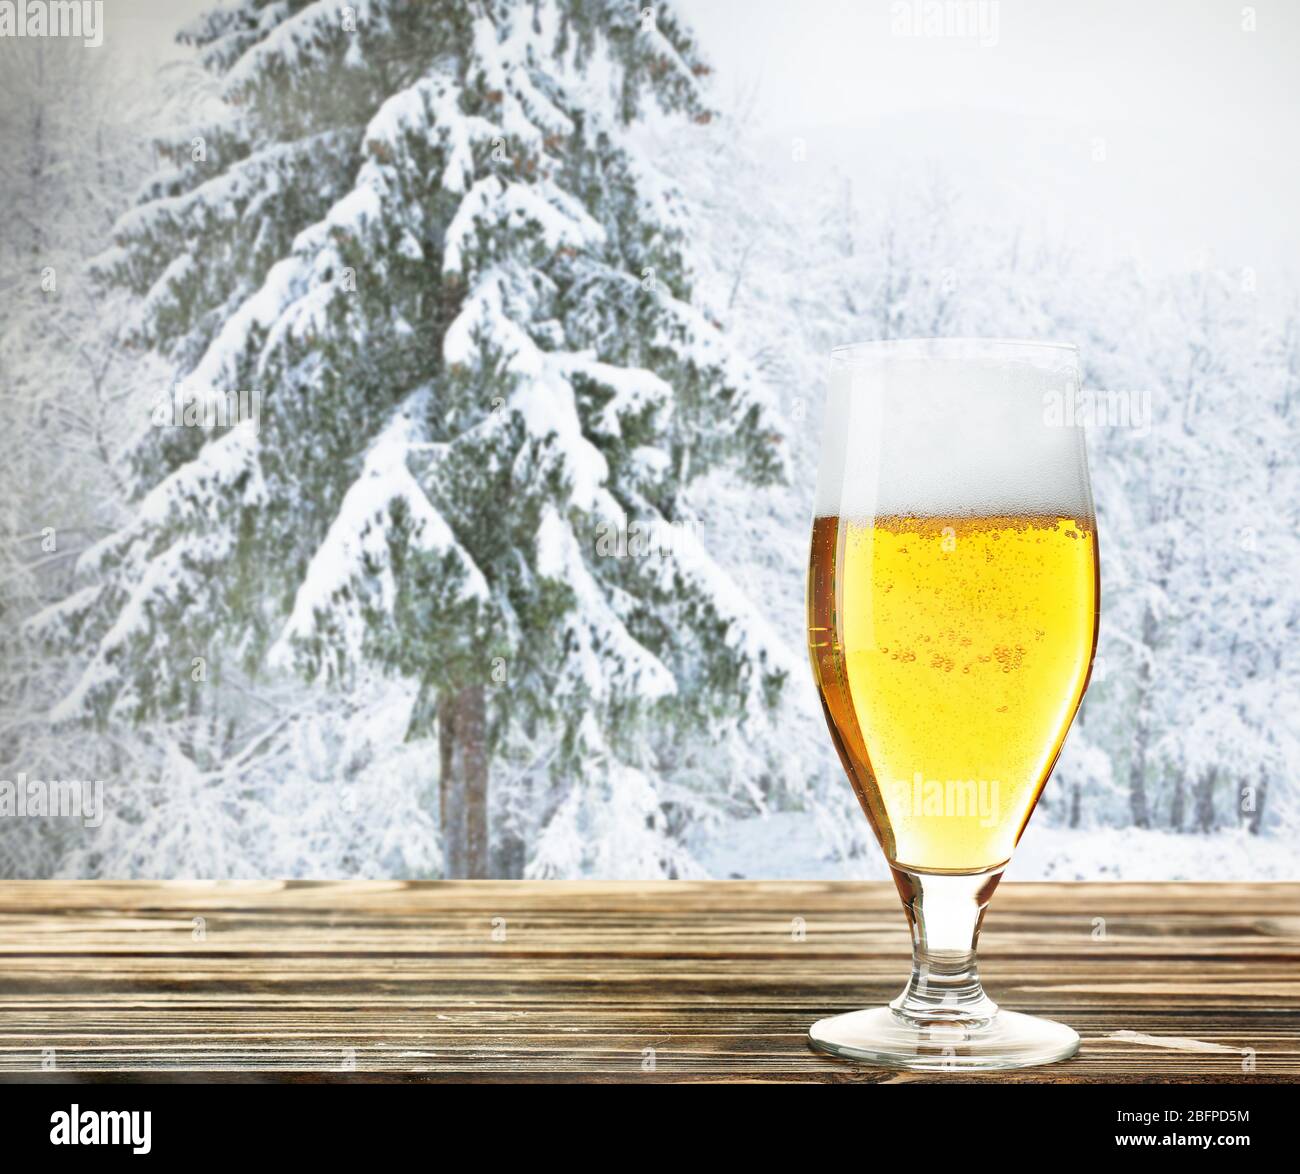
xmin=808 ymin=1006 xmax=1080 ymax=1072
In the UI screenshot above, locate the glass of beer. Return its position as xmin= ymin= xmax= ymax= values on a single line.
xmin=807 ymin=338 xmax=1098 ymax=1069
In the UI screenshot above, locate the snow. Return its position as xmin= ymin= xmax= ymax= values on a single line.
xmin=691 ymin=813 xmax=1300 ymax=882
xmin=442 ymin=175 xmax=605 ymax=276
xmin=75 ymin=421 xmax=263 ymax=578
xmin=1008 ymin=825 xmax=1300 ymax=882
xmin=272 ymin=398 xmax=489 ymax=678
xmin=115 ymin=128 xmax=351 ymax=253
xmin=24 ymin=584 xmax=102 ymax=644
xmin=186 ymin=250 xmax=308 ymax=393
xmin=139 ymin=252 xmax=197 ymax=321
xmin=558 ymin=356 xmax=672 ymax=438
xmin=641 ymin=26 xmax=703 ymax=94
xmin=54 ymin=678 xmax=444 ymax=880
xmin=442 ymin=274 xmax=613 ymax=512
xmin=507 ymin=63 xmax=574 ymax=139
xmin=535 ymin=506 xmax=677 ymax=704
xmin=528 ymin=759 xmax=704 ymax=879
xmin=365 ymin=72 xmax=499 ymax=196
xmin=429 ymin=79 xmax=500 ymax=194
xmin=647 ymin=514 xmax=799 ymax=707
xmin=52 ymin=528 xmax=236 ymax=723
xmin=221 ymin=0 xmax=339 ymax=97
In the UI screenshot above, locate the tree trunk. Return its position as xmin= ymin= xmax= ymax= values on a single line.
xmin=1127 ymin=603 xmax=1157 ymax=828
xmin=1246 ymin=767 xmax=1267 ymax=835
xmin=438 ymin=684 xmax=489 ymax=879
xmin=1193 ymin=767 xmax=1218 ymax=834
xmin=494 ymin=828 xmax=526 ymax=879
xmin=1169 ymin=771 xmax=1185 ymax=831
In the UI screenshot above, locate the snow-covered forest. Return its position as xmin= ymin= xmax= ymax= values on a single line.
xmin=1 ymin=1 xmax=1296 ymax=880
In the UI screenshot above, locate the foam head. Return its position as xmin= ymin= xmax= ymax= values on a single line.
xmin=815 ymin=339 xmax=1094 ymax=520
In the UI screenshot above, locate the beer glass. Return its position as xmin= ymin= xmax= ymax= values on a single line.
xmin=807 ymin=339 xmax=1098 ymax=1069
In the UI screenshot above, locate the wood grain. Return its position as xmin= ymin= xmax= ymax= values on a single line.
xmin=0 ymin=881 xmax=1296 ymax=1082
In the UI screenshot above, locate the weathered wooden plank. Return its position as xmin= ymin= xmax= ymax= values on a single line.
xmin=0 ymin=881 xmax=1295 ymax=1082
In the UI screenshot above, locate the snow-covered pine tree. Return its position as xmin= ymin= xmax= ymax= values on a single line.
xmin=32 ymin=0 xmax=789 ymax=877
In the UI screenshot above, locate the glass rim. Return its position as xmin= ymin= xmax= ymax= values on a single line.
xmin=830 ymin=337 xmax=1078 ymax=364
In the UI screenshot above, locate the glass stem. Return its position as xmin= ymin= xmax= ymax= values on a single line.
xmin=888 ymin=866 xmax=1004 ymax=1027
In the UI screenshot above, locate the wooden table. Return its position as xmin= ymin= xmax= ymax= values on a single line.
xmin=0 ymin=881 xmax=1296 ymax=1082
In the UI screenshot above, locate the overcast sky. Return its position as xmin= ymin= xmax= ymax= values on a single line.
xmin=689 ymin=0 xmax=1300 ymax=283
xmin=107 ymin=0 xmax=1299 ymax=285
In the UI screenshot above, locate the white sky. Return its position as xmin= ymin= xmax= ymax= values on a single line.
xmin=688 ymin=0 xmax=1300 ymax=280
xmin=105 ymin=0 xmax=1299 ymax=281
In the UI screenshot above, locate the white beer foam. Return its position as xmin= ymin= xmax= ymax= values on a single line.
xmin=815 ymin=344 xmax=1094 ymax=519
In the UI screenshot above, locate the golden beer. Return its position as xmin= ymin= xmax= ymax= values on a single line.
xmin=808 ymin=512 xmax=1098 ymax=873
